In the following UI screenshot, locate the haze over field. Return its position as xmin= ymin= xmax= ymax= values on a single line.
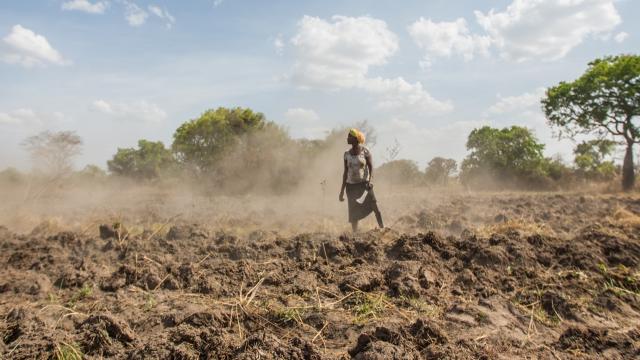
xmin=1 ymin=0 xmax=639 ymax=171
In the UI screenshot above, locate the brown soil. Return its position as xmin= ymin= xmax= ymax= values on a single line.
xmin=1 ymin=193 xmax=640 ymax=359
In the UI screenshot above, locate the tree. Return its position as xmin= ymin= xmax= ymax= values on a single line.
xmin=460 ymin=126 xmax=547 ymax=187
xmin=22 ymin=130 xmax=82 ymax=176
xmin=172 ymin=107 xmax=267 ymax=173
xmin=544 ymin=155 xmax=573 ymax=183
xmin=425 ymin=157 xmax=457 ymax=185
xmin=385 ymin=138 xmax=401 ymax=163
xmin=79 ymin=165 xmax=107 ymax=179
xmin=573 ymin=139 xmax=617 ymax=181
xmin=107 ymin=140 xmax=175 ymax=179
xmin=376 ymin=159 xmax=423 ymax=186
xmin=542 ymin=55 xmax=640 ymax=190
xmin=213 ymin=122 xmax=300 ymax=193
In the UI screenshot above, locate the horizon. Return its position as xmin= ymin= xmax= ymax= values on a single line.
xmin=1 ymin=0 xmax=639 ymax=171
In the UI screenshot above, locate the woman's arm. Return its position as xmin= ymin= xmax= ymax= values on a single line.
xmin=339 ymin=159 xmax=347 ymax=201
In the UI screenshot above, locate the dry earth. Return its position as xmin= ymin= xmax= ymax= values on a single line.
xmin=1 ymin=192 xmax=640 ymax=359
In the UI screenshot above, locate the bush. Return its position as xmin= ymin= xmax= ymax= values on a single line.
xmin=376 ymin=159 xmax=423 ymax=186
xmin=107 ymin=140 xmax=175 ymax=179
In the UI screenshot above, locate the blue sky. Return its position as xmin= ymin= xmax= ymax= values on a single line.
xmin=1 ymin=0 xmax=638 ymax=170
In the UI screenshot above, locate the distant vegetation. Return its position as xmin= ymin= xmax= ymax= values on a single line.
xmin=1 ymin=54 xmax=638 ymax=192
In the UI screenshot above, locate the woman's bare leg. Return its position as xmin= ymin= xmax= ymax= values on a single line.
xmin=351 ymin=221 xmax=358 ymax=232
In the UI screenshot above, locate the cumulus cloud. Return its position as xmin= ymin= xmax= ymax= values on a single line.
xmin=284 ymin=108 xmax=319 ymax=123
xmin=487 ymin=87 xmax=546 ymax=114
xmin=61 ymin=0 xmax=109 ymax=14
xmin=408 ymin=17 xmax=491 ymax=64
xmin=290 ymin=15 xmax=452 ymax=114
xmin=474 ymin=0 xmax=622 ymax=62
xmin=148 ymin=5 xmax=176 ymax=28
xmin=0 ymin=108 xmax=65 ymax=126
xmin=614 ymin=31 xmax=628 ymax=43
xmin=1 ymin=25 xmax=69 ymax=68
xmin=291 ymin=15 xmax=398 ymax=89
xmin=123 ymin=1 xmax=148 ymax=27
xmin=91 ymin=99 xmax=167 ymax=123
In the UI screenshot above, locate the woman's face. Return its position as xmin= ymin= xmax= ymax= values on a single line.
xmin=347 ymin=134 xmax=356 ymax=145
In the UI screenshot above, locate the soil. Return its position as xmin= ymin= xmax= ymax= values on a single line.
xmin=1 ymin=192 xmax=640 ymax=359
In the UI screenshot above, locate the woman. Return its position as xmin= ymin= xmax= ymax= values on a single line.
xmin=339 ymin=128 xmax=384 ymax=232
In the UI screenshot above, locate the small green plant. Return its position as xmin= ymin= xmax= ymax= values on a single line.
xmin=67 ymin=284 xmax=93 ymax=307
xmin=400 ymin=296 xmax=440 ymax=317
xmin=54 ymin=342 xmax=82 ymax=360
xmin=598 ymin=262 xmax=608 ymax=273
xmin=144 ymin=293 xmax=157 ymax=311
xmin=272 ymin=307 xmax=305 ymax=325
xmin=598 ymin=262 xmax=640 ymax=297
xmin=47 ymin=292 xmax=59 ymax=304
xmin=349 ymin=292 xmax=388 ymax=323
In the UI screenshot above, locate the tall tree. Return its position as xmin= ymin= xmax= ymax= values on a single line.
xmin=542 ymin=55 xmax=640 ymax=190
xmin=460 ymin=126 xmax=546 ymax=186
xmin=425 ymin=157 xmax=457 ymax=185
xmin=22 ymin=130 xmax=82 ymax=176
xmin=172 ymin=107 xmax=266 ymax=173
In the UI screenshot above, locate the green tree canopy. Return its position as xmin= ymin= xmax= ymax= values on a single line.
xmin=542 ymin=54 xmax=640 ymax=190
xmin=573 ymin=139 xmax=617 ymax=181
xmin=172 ymin=107 xmax=267 ymax=173
xmin=425 ymin=157 xmax=457 ymax=185
xmin=461 ymin=126 xmax=547 ymax=187
xmin=107 ymin=140 xmax=175 ymax=179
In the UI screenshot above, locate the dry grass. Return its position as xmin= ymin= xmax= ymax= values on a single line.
xmin=610 ymin=207 xmax=640 ymax=228
xmin=475 ymin=218 xmax=556 ymax=238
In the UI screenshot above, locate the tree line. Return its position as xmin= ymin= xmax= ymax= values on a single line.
xmin=2 ymin=54 xmax=638 ymax=192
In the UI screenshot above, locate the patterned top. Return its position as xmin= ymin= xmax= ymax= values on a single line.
xmin=344 ymin=146 xmax=370 ymax=184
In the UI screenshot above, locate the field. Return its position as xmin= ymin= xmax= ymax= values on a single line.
xmin=1 ymin=188 xmax=640 ymax=359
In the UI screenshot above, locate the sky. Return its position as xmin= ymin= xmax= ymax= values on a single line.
xmin=0 ymin=0 xmax=638 ymax=171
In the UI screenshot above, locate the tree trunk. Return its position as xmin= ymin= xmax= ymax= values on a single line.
xmin=622 ymin=142 xmax=635 ymax=191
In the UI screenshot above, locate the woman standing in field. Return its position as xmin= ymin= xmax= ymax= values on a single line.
xmin=339 ymin=128 xmax=384 ymax=232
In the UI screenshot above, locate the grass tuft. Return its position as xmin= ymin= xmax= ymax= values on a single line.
xmin=54 ymin=342 xmax=82 ymax=360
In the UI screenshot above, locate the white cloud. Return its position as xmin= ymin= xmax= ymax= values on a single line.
xmin=91 ymin=99 xmax=167 ymax=123
xmin=487 ymin=87 xmax=546 ymax=114
xmin=92 ymin=99 xmax=113 ymax=113
xmin=273 ymin=34 xmax=284 ymax=56
xmin=0 ymin=108 xmax=65 ymax=126
xmin=284 ymin=108 xmax=319 ymax=123
xmin=291 ymin=15 xmax=398 ymax=89
xmin=123 ymin=1 xmax=148 ymax=27
xmin=148 ymin=5 xmax=176 ymax=29
xmin=61 ymin=0 xmax=109 ymax=14
xmin=614 ymin=31 xmax=628 ymax=43
xmin=2 ymin=25 xmax=69 ymax=68
xmin=213 ymin=0 xmax=224 ymax=7
xmin=290 ymin=15 xmax=452 ymax=114
xmin=475 ymin=0 xmax=622 ymax=62
xmin=363 ymin=77 xmax=453 ymax=113
xmin=408 ymin=17 xmax=491 ymax=63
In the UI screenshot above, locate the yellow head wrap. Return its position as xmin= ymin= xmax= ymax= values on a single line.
xmin=349 ymin=128 xmax=366 ymax=144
